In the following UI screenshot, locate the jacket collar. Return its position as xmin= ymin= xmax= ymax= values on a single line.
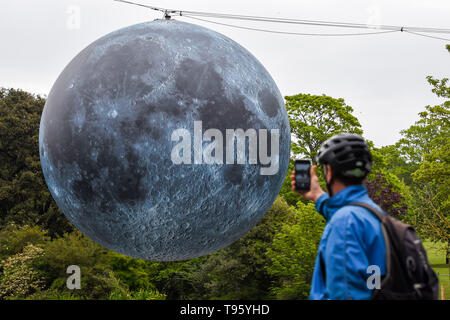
xmin=324 ymin=185 xmax=369 ymax=221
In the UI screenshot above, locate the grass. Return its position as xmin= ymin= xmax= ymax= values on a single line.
xmin=423 ymin=241 xmax=449 ymax=300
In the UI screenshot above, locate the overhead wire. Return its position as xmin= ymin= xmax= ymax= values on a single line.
xmin=183 ymin=15 xmax=400 ymax=37
xmin=181 ymin=11 xmax=410 ymax=33
xmin=404 ymin=31 xmax=450 ymax=41
xmin=113 ymin=0 xmax=168 ymax=12
xmin=113 ymin=0 xmax=450 ymax=40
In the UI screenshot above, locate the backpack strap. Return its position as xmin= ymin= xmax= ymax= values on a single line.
xmin=350 ymin=202 xmax=384 ymax=221
xmin=350 ymin=202 xmax=392 ymax=299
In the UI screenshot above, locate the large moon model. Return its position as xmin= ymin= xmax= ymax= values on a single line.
xmin=39 ymin=19 xmax=290 ymax=261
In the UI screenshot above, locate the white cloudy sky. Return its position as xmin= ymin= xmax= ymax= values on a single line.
xmin=0 ymin=0 xmax=449 ymax=147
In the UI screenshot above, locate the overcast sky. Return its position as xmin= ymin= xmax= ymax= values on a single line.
xmin=1 ymin=0 xmax=449 ymax=147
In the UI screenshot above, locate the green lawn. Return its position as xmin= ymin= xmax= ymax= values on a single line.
xmin=423 ymin=241 xmax=450 ymax=300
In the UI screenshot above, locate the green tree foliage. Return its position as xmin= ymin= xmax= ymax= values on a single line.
xmin=0 ymin=224 xmax=48 ymax=260
xmin=285 ymin=93 xmax=362 ymax=161
xmin=266 ymin=201 xmax=324 ymax=299
xmin=410 ymin=74 xmax=449 ymax=214
xmin=278 ymin=161 xmax=303 ymax=207
xmin=106 ymin=270 xmax=166 ymax=300
xmin=0 ymin=244 xmax=45 ymax=299
xmin=106 ymin=251 xmax=165 ymax=292
xmin=108 ymin=287 xmax=166 ymax=300
xmin=34 ymin=230 xmax=119 ymax=299
xmin=379 ymin=45 xmax=450 ymax=253
xmin=104 ymin=250 xmax=191 ymax=300
xmin=410 ymin=143 xmax=449 ymax=245
xmin=0 ymin=225 xmax=166 ymax=300
xmin=182 ymin=197 xmax=297 ymax=299
xmin=281 ymin=93 xmax=365 ymax=206
xmin=396 ymin=43 xmax=449 ymax=172
xmin=409 ymin=185 xmax=449 ymax=247
xmin=21 ymin=289 xmax=81 ymax=300
xmin=395 ymin=46 xmax=449 ymax=245
xmin=0 ymin=88 xmax=72 ymax=236
xmin=377 ymin=144 xmax=412 ymax=184
xmin=413 ymin=143 xmax=449 ymax=212
xmin=398 ymin=103 xmax=449 ymax=166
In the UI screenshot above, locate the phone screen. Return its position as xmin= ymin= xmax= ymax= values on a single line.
xmin=295 ymin=160 xmax=311 ymax=191
xmin=295 ymin=163 xmax=310 ymax=172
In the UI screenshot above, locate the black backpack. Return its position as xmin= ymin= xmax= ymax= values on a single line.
xmin=351 ymin=202 xmax=439 ymax=300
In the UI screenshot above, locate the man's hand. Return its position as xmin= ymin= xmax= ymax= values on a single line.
xmin=290 ymin=165 xmax=326 ymax=202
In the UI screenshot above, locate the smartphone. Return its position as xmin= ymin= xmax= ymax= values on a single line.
xmin=295 ymin=159 xmax=311 ymax=191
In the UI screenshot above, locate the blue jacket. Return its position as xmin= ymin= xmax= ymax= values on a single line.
xmin=309 ymin=185 xmax=386 ymax=300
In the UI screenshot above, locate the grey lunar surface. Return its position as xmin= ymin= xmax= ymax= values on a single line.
xmin=39 ymin=19 xmax=290 ymax=261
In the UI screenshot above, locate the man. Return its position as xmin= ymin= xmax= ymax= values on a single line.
xmin=290 ymin=133 xmax=386 ymax=300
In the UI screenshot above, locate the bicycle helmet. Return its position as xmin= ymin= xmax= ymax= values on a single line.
xmin=316 ymin=133 xmax=372 ymax=178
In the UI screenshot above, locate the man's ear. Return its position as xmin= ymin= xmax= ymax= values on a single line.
xmin=326 ymin=165 xmax=333 ymax=183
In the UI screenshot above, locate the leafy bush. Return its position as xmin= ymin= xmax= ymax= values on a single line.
xmin=33 ymin=230 xmax=116 ymax=299
xmin=0 ymin=224 xmax=48 ymax=260
xmin=20 ymin=289 xmax=81 ymax=300
xmin=266 ymin=202 xmax=324 ymax=299
xmin=109 ymin=288 xmax=166 ymax=300
xmin=0 ymin=244 xmax=45 ymax=299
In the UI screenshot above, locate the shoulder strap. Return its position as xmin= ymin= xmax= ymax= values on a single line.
xmin=350 ymin=202 xmax=392 ymax=299
xmin=350 ymin=202 xmax=385 ymax=221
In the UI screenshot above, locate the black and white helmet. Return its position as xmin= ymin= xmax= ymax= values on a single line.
xmin=316 ymin=133 xmax=372 ymax=178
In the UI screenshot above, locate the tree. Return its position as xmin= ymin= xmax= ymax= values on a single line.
xmin=364 ymin=172 xmax=409 ymax=219
xmin=0 ymin=88 xmax=72 ymax=236
xmin=34 ymin=230 xmax=117 ymax=299
xmin=280 ymin=93 xmax=364 ymax=206
xmin=410 ymin=142 xmax=449 ymax=249
xmin=285 ymin=93 xmax=363 ymax=161
xmin=409 ymin=185 xmax=449 ymax=247
xmin=265 ymin=201 xmax=324 ymax=299
xmin=396 ymin=45 xmax=450 ymax=255
xmin=397 ymin=103 xmax=449 ymax=166
xmin=396 ymin=44 xmax=449 ymax=171
xmin=182 ymin=197 xmax=297 ymax=299
xmin=377 ymin=144 xmax=412 ymax=184
xmin=0 ymin=224 xmax=49 ymax=261
xmin=413 ymin=143 xmax=449 ymax=212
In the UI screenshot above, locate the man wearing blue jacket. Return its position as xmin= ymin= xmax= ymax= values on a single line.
xmin=291 ymin=133 xmax=386 ymax=300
